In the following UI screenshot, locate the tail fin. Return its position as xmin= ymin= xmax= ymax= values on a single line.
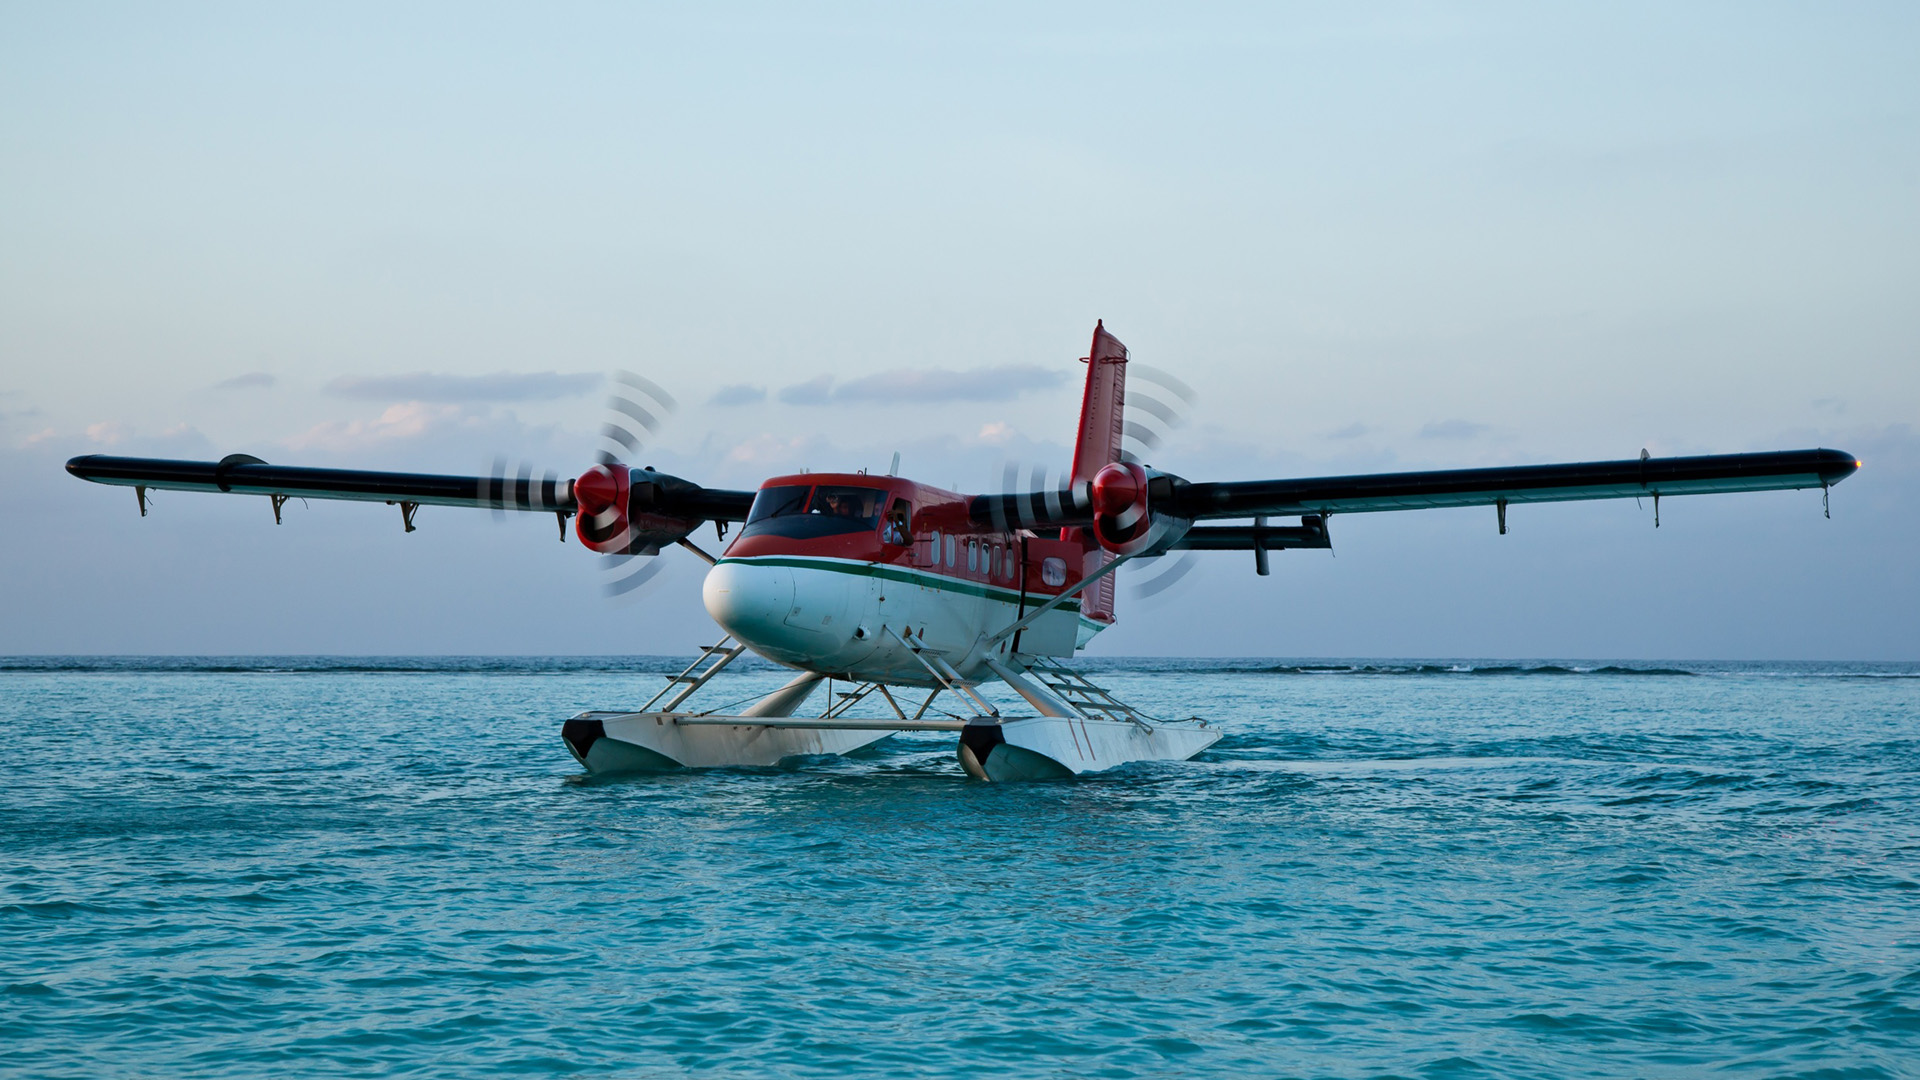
xmin=1070 ymin=321 xmax=1129 ymax=483
xmin=1071 ymin=321 xmax=1128 ymax=625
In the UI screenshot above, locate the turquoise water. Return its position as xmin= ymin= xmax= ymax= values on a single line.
xmin=2 ymin=658 xmax=1916 ymax=1079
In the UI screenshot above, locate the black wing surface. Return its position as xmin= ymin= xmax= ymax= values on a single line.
xmin=1165 ymin=448 xmax=1858 ymax=520
xmin=968 ymin=448 xmax=1858 ymax=533
xmin=64 ymin=454 xmax=757 ymax=521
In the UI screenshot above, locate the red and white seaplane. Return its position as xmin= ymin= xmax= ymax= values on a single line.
xmin=68 ymin=323 xmax=1859 ymax=780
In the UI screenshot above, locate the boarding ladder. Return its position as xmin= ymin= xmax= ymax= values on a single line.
xmin=640 ymin=634 xmax=749 ymax=713
xmin=1024 ymin=656 xmax=1155 ymax=731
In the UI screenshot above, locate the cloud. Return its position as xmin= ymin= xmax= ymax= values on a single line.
xmin=1418 ymin=419 xmax=1490 ymax=440
xmin=85 ymin=421 xmax=130 ymax=446
xmin=215 ymin=372 xmax=276 ymax=390
xmin=325 ymin=372 xmax=602 ymax=403
xmin=777 ymin=375 xmax=835 ymax=406
xmin=709 ymin=384 xmax=767 ymax=407
xmin=977 ymin=421 xmax=1015 ymax=445
xmin=775 ymin=364 xmax=1066 ymax=405
xmin=285 ymin=403 xmax=466 ymax=452
xmin=1326 ymin=422 xmax=1370 ymax=440
xmin=724 ymin=433 xmax=817 ymax=466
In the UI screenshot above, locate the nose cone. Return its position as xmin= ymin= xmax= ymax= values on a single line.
xmin=1091 ymin=461 xmax=1141 ymax=516
xmin=574 ymin=464 xmax=619 ymax=515
xmin=703 ymin=561 xmax=803 ymax=656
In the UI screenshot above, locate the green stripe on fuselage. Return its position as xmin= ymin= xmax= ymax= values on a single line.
xmin=715 ymin=555 xmax=1082 ymax=613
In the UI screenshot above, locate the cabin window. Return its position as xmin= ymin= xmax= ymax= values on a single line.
xmin=945 ymin=534 xmax=955 ymax=567
xmin=882 ymin=501 xmax=911 ymax=546
xmin=1041 ymin=557 xmax=1067 ymax=587
xmin=967 ymin=540 xmax=978 ymax=572
xmin=1005 ymin=549 xmax=1016 ymax=580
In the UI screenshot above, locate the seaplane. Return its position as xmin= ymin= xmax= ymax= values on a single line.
xmin=67 ymin=323 xmax=1859 ymax=780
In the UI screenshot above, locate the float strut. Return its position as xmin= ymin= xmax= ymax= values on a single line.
xmin=399 ymin=501 xmax=419 ymax=533
xmin=135 ymin=486 xmax=148 ymax=517
xmin=271 ymin=494 xmax=288 ymax=525
xmin=556 ymin=511 xmax=570 ymax=542
xmin=1652 ymin=493 xmax=1660 ymax=529
xmin=1823 ymin=484 xmax=1831 ymax=520
xmin=1253 ymin=515 xmax=1270 ymax=576
xmin=1496 ymin=498 xmax=1507 ymax=536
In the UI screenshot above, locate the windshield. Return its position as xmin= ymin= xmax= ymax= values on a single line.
xmin=740 ymin=484 xmax=890 ymax=540
xmin=805 ymin=486 xmax=885 ymax=525
xmin=745 ymin=485 xmax=811 ymax=524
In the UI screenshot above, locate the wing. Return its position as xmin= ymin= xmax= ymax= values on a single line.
xmin=65 ymin=454 xmax=757 ymax=521
xmin=1165 ymin=448 xmax=1859 ymax=520
xmin=968 ymin=447 xmax=1859 ymax=539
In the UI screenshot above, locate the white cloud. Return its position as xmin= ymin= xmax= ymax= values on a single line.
xmin=326 ymin=372 xmax=603 ymax=403
xmin=285 ymin=403 xmax=467 ymax=452
xmin=776 ymin=365 xmax=1066 ymax=405
xmin=86 ymin=422 xmax=129 ymax=446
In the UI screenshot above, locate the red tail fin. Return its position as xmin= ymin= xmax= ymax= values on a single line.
xmin=1071 ymin=321 xmax=1129 ymax=483
xmin=1071 ymin=321 xmax=1127 ymax=624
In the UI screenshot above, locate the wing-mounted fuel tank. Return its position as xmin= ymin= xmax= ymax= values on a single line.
xmin=572 ymin=464 xmax=725 ymax=555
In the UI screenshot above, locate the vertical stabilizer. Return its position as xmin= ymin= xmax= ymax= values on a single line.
xmin=1071 ymin=321 xmax=1129 ymax=483
xmin=1070 ymin=322 xmax=1127 ymax=625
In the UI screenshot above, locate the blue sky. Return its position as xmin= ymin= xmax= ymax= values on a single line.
xmin=2 ymin=3 xmax=1915 ymax=657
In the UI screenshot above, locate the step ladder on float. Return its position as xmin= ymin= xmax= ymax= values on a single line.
xmin=560 ymin=632 xmax=1220 ymax=781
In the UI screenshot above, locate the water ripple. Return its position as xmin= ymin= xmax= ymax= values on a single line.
xmin=1 ymin=659 xmax=1915 ymax=1078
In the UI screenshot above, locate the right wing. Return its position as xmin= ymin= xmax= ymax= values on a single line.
xmin=64 ymin=454 xmax=757 ymax=521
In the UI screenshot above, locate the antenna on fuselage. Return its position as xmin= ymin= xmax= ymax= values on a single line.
xmin=889 ymin=451 xmax=900 ymax=476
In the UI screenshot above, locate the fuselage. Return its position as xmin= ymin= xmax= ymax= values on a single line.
xmin=701 ymin=472 xmax=1106 ymax=685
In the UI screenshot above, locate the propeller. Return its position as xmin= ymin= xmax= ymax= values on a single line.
xmin=1127 ymin=549 xmax=1199 ymax=600
xmin=987 ymin=459 xmax=1086 ymax=534
xmin=478 ymin=370 xmax=687 ymax=600
xmin=1121 ymin=363 xmax=1196 ymax=463
xmin=598 ymin=371 xmax=677 ymax=467
xmin=592 ymin=370 xmax=682 ymax=599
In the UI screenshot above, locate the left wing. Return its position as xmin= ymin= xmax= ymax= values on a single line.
xmin=968 ymin=447 xmax=1859 ymax=543
xmin=1165 ymin=448 xmax=1858 ymax=520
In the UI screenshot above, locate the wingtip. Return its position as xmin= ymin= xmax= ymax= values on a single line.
xmin=1819 ymin=448 xmax=1861 ymax=484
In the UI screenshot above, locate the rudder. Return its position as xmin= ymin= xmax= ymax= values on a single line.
xmin=1069 ymin=321 xmax=1128 ymax=626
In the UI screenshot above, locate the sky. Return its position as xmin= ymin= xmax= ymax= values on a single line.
xmin=2 ymin=2 xmax=1915 ymax=658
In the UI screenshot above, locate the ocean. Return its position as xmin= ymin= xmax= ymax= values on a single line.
xmin=2 ymin=657 xmax=1915 ymax=1079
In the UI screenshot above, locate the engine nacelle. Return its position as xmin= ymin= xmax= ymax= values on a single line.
xmin=572 ymin=464 xmax=701 ymax=555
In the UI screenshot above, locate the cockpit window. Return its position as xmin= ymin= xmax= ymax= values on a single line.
xmin=806 ymin=486 xmax=885 ymax=525
xmin=740 ymin=483 xmax=891 ymax=541
xmin=746 ymin=485 xmax=811 ymax=524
